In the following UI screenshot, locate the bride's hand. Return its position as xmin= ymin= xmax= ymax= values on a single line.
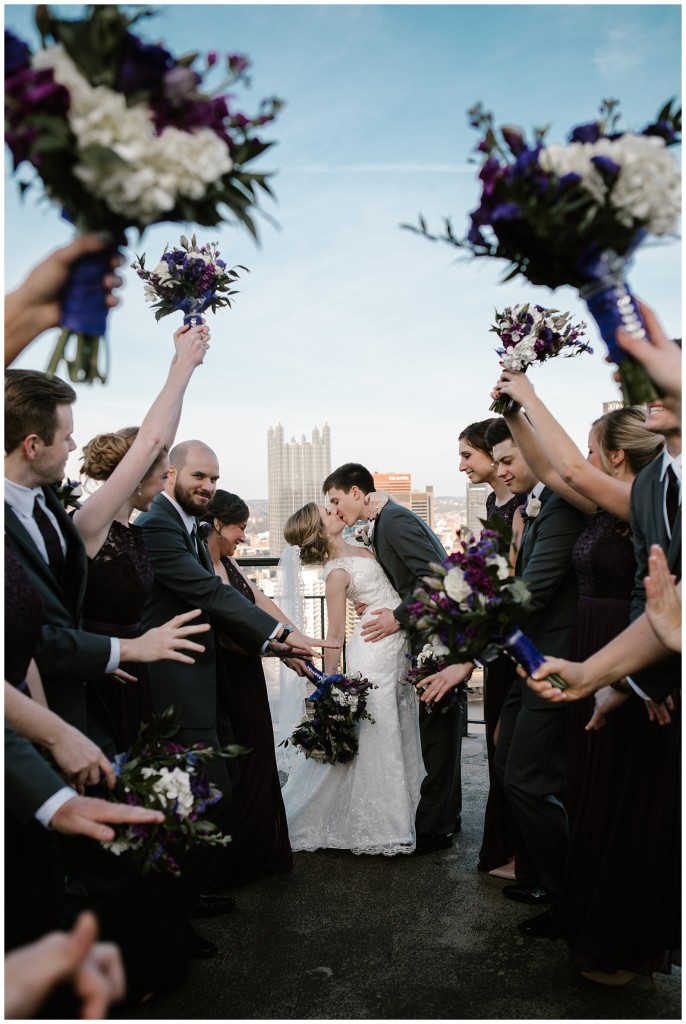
xmin=173 ymin=322 xmax=210 ymax=366
xmin=363 ymin=491 xmax=389 ymax=521
xmin=419 ymin=663 xmax=473 ymax=704
xmin=361 ymin=608 xmax=400 ymax=642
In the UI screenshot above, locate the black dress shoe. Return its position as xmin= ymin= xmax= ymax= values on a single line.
xmin=517 ymin=906 xmax=556 ymax=937
xmin=186 ymin=925 xmax=218 ymax=959
xmin=191 ymin=894 xmax=236 ymax=918
xmin=502 ymin=883 xmax=552 ymax=904
xmin=412 ymin=833 xmax=454 ymax=856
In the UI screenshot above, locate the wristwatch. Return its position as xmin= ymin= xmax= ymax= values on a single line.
xmin=275 ymin=625 xmax=292 ymax=644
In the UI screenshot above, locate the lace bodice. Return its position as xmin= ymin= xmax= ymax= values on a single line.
xmin=572 ymin=509 xmax=635 ymax=600
xmin=83 ymin=520 xmax=154 ymax=626
xmin=323 ymin=554 xmax=402 ymax=612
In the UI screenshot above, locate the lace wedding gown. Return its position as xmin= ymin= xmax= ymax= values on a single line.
xmin=281 ymin=555 xmax=425 ymax=856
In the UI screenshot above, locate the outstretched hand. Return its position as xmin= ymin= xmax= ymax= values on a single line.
xmin=495 ymin=368 xmax=535 ymax=407
xmin=614 ymin=299 xmax=682 ymax=405
xmin=419 ymin=662 xmax=473 ymax=704
xmin=5 ymin=234 xmax=124 ymax=366
xmin=644 ymin=545 xmax=681 ymax=653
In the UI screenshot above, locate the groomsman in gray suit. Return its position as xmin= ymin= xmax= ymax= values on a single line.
xmin=324 ymin=462 xmax=465 ymax=855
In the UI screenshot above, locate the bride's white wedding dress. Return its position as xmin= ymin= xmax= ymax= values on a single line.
xmin=281 ymin=555 xmax=425 ymax=856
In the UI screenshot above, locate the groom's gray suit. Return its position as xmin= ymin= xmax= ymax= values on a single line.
xmin=372 ymin=500 xmax=465 ymax=838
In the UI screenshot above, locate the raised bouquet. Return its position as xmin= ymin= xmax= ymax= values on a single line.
xmin=489 ymin=303 xmax=591 ymax=413
xmin=5 ymin=6 xmax=282 ymax=383
xmin=408 ymin=520 xmax=567 ymax=693
xmin=101 ymin=706 xmax=238 ymax=876
xmin=131 ymin=234 xmax=246 ymax=325
xmin=279 ymin=663 xmax=376 ymax=765
xmin=406 ymin=99 xmax=681 ymax=405
xmin=404 ymin=643 xmax=463 ymax=715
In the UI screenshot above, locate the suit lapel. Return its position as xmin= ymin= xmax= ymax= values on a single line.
xmin=43 ymin=486 xmax=87 ymax=612
xmin=5 ymin=500 xmax=65 ymax=599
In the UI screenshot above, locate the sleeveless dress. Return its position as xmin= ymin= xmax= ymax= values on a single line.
xmin=81 ymin=519 xmax=154 ymax=751
xmin=554 ymin=509 xmax=680 ymax=976
xmin=216 ymin=557 xmax=293 ymax=884
xmin=281 ymin=555 xmax=425 ymax=855
xmin=478 ymin=490 xmax=528 ymax=873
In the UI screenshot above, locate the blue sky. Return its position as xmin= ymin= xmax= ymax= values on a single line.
xmin=5 ymin=3 xmax=682 ymax=497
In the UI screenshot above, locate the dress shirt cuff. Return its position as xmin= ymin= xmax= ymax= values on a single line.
xmin=105 ymin=638 xmax=120 ymax=674
xmin=260 ymin=623 xmax=285 ymax=656
xmin=626 ymin=675 xmax=651 ymax=701
xmin=36 ymin=787 xmax=77 ymax=829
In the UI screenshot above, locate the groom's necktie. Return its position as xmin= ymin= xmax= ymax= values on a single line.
xmin=33 ymin=497 xmax=65 ymax=581
xmin=665 ymin=465 xmax=680 ymax=538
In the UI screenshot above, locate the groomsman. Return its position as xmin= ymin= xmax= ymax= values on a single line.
xmin=419 ymin=419 xmax=586 ymax=929
xmin=324 ymin=462 xmax=465 ymax=855
xmin=626 ymin=397 xmax=681 ymax=705
xmin=5 ymin=371 xmax=118 ymax=754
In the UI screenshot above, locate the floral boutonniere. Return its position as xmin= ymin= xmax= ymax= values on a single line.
xmin=350 ymin=523 xmax=373 ymax=548
xmin=524 ymin=496 xmax=542 ymax=519
xmin=52 ymin=479 xmax=83 ymax=510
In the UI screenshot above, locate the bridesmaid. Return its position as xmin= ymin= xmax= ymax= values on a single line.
xmin=458 ymin=419 xmax=526 ymax=880
xmin=496 ymin=370 xmax=676 ymax=984
xmin=202 ymin=490 xmax=295 ymax=885
xmin=74 ymin=323 xmax=209 ymax=750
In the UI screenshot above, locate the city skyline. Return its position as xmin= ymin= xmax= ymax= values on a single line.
xmin=6 ymin=4 xmax=681 ymax=498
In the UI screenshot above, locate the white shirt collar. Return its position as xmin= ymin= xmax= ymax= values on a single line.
xmin=160 ymin=491 xmax=197 ymax=536
xmin=529 ymin=481 xmax=545 ymax=502
xmin=5 ymin=477 xmax=44 ymax=518
xmin=659 ymin=447 xmax=682 ymax=483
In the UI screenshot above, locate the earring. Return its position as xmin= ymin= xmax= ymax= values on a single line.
xmin=490 ymin=461 xmax=496 ymax=468
xmin=137 ymin=487 xmax=143 ymax=497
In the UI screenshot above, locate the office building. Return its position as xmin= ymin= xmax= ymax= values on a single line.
xmin=372 ymin=472 xmax=435 ymax=529
xmin=466 ymin=481 xmax=489 ymax=537
xmin=267 ymin=423 xmax=331 ymax=556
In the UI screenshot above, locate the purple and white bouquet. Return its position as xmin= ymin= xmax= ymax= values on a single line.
xmin=406 ymin=99 xmax=681 ymax=405
xmin=101 ymin=706 xmax=237 ymax=876
xmin=408 ymin=520 xmax=567 ymax=693
xmin=5 ymin=6 xmax=281 ymax=383
xmin=280 ymin=663 xmax=376 ymax=765
xmin=52 ymin=477 xmax=83 ymax=510
xmin=131 ymin=234 xmax=246 ymax=325
xmin=404 ymin=644 xmax=463 ymax=715
xmin=489 ymin=303 xmax=591 ymax=413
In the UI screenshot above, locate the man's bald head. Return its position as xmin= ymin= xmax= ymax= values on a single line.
xmin=169 ymin=440 xmax=218 ymax=472
xmin=167 ymin=440 xmax=220 ymax=516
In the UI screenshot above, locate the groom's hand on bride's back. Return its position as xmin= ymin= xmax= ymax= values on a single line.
xmin=361 ymin=608 xmax=401 ymax=641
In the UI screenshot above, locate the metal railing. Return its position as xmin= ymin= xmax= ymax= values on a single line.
xmin=236 ymin=557 xmax=483 ymax=730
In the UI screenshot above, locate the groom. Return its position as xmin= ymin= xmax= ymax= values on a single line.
xmin=323 ymin=463 xmax=465 ymax=854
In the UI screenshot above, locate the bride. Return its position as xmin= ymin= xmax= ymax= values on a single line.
xmin=280 ymin=502 xmax=425 ymax=856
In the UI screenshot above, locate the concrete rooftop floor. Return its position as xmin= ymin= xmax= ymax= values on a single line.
xmin=118 ymin=731 xmax=681 ymax=1022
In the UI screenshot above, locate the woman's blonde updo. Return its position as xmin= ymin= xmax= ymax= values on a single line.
xmin=80 ymin=426 xmax=139 ymax=481
xmin=592 ymin=408 xmax=664 ymax=476
xmin=283 ymin=503 xmax=331 ymax=565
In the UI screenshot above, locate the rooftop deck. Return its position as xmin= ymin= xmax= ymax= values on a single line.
xmin=120 ymin=729 xmax=680 ymax=1021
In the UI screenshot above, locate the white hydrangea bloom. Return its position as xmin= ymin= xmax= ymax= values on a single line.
xmin=486 ymin=554 xmax=510 ymax=580
xmin=538 ymin=134 xmax=680 ymax=235
xmin=416 ymin=643 xmax=436 ymax=666
xmin=443 ymin=567 xmax=471 ymax=607
xmin=33 ymin=45 xmax=233 ymax=225
xmin=141 ymin=766 xmax=195 ymax=819
xmin=330 ymin=686 xmax=359 ymax=712
xmin=428 ymin=636 xmax=450 ymax=657
xmin=501 ymin=335 xmax=538 ymax=370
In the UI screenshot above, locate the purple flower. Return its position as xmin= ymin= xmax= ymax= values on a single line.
xmin=642 ymin=120 xmax=679 ymax=145
xmin=163 ymin=66 xmax=201 ymax=104
xmin=591 ymin=155 xmax=620 ymax=177
xmin=569 ymin=122 xmax=601 ymax=144
xmin=207 ymin=51 xmax=218 ymax=68
xmin=227 ymin=53 xmax=250 ymax=76
xmin=5 ymin=29 xmax=31 ymax=75
xmin=491 ymin=203 xmax=521 ymax=222
xmin=117 ymin=32 xmax=173 ymax=97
